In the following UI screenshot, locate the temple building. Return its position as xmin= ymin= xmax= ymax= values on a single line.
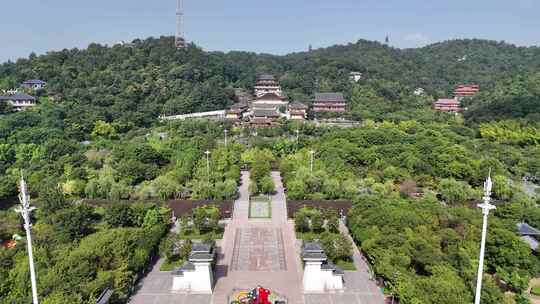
xmin=454 ymin=84 xmax=479 ymax=99
xmin=254 ymin=74 xmax=282 ymax=98
xmin=433 ymin=98 xmax=461 ymax=113
xmin=225 ymin=102 xmax=248 ymax=121
xmin=313 ymin=93 xmax=347 ymax=113
xmin=20 ymin=79 xmax=46 ymax=90
xmin=252 ymin=92 xmax=288 ymax=109
xmin=302 ymin=242 xmax=344 ymax=292
xmin=288 ymin=101 xmax=308 ymax=120
xmin=0 ymin=93 xmax=37 ymax=111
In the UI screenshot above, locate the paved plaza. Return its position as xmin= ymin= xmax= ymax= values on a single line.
xmin=128 ymin=171 xmax=385 ymax=304
xmin=231 ymin=227 xmax=286 ymax=271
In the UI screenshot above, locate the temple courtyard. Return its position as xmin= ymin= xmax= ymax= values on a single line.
xmin=128 ymin=171 xmax=384 ymax=304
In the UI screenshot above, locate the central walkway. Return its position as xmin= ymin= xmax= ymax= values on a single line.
xmin=212 ymin=171 xmax=304 ymax=304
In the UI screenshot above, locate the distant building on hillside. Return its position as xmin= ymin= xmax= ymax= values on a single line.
xmin=0 ymin=93 xmax=37 ymax=111
xmin=433 ymin=98 xmax=461 ymax=113
xmin=20 ymin=79 xmax=46 ymax=90
xmin=517 ymin=222 xmax=540 ymax=251
xmin=313 ymin=93 xmax=347 ymax=113
xmin=225 ymin=102 xmax=248 ymax=121
xmin=254 ymin=74 xmax=282 ymax=98
xmin=288 ymin=101 xmax=308 ymax=120
xmin=454 ymin=84 xmax=479 ymax=99
xmin=349 ymin=72 xmax=363 ymax=82
xmin=414 ymin=88 xmax=425 ymax=96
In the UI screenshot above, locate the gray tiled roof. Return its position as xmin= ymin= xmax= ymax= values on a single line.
xmin=253 ymin=109 xmax=279 ymax=118
xmin=257 ymin=74 xmax=275 ymax=81
xmin=314 ymin=93 xmax=345 ymax=103
xmin=189 ymin=252 xmax=214 ymax=261
xmin=517 ymin=223 xmax=540 ymax=236
xmin=289 ymin=101 xmax=308 ymax=109
xmin=256 ymin=92 xmax=284 ymax=101
xmin=521 ymin=236 xmax=539 ymax=251
xmin=0 ymin=93 xmax=36 ymax=101
xmin=192 ymin=243 xmax=212 ymax=253
xmin=303 ymin=242 xmax=324 ymax=253
xmin=302 ymin=252 xmax=327 ymax=260
xmin=22 ymin=79 xmax=46 ymax=85
xmin=96 ymin=289 xmax=114 ymax=304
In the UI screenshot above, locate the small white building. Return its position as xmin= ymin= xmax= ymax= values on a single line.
xmin=349 ymin=72 xmax=363 ymax=82
xmin=171 ymin=243 xmax=215 ymax=293
xmin=302 ymin=242 xmax=344 ymax=293
xmin=0 ymin=93 xmax=37 ymax=111
xmin=414 ymin=88 xmax=425 ymax=96
xmin=20 ymin=79 xmax=47 ymax=90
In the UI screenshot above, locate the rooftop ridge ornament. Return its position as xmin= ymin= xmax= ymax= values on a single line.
xmin=15 ymin=174 xmax=39 ymax=304
xmin=474 ymin=170 xmax=495 ymax=304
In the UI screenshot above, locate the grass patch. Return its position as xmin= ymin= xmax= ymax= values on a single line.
xmin=177 ymin=228 xmax=224 ymax=240
xmin=160 ymin=259 xmax=184 ymax=271
xmin=336 ymin=260 xmax=356 ymax=271
xmin=295 ymin=231 xmax=340 ymax=240
xmin=531 ymin=286 xmax=540 ymax=296
xmin=249 ymin=196 xmax=272 ymax=219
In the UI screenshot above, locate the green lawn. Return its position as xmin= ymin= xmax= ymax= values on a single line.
xmin=336 ymin=259 xmax=356 ymax=271
xmin=295 ymin=231 xmax=340 ymax=240
xmin=177 ymin=228 xmax=224 ymax=240
xmin=249 ymin=196 xmax=272 ymax=219
xmin=160 ymin=259 xmax=184 ymax=271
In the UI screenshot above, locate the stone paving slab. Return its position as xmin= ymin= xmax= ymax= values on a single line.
xmin=231 ymin=227 xmax=286 ymax=271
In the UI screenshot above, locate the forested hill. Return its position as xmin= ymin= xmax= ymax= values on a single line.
xmin=1 ymin=36 xmax=540 ymax=129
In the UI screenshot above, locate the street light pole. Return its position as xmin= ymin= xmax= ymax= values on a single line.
xmin=474 ymin=172 xmax=495 ymax=304
xmin=205 ymin=150 xmax=211 ymax=199
xmin=309 ymin=150 xmax=315 ymax=173
xmin=295 ymin=129 xmax=300 ymax=151
xmin=15 ymin=175 xmax=39 ymax=304
xmin=224 ymin=129 xmax=228 ymax=147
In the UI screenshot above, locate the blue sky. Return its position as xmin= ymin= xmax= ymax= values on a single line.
xmin=1 ymin=0 xmax=539 ymax=63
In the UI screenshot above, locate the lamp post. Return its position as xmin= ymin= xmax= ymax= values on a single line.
xmin=15 ymin=175 xmax=39 ymax=304
xmin=309 ymin=150 xmax=315 ymax=172
xmin=295 ymin=129 xmax=300 ymax=150
xmin=204 ymin=150 xmax=211 ymax=199
xmin=224 ymin=129 xmax=228 ymax=147
xmin=474 ymin=172 xmax=496 ymax=304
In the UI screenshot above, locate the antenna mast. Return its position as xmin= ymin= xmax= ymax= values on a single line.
xmin=15 ymin=175 xmax=39 ymax=304
xmin=175 ymin=0 xmax=186 ymax=49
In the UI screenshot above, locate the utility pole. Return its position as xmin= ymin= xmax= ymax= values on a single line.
xmin=295 ymin=129 xmax=300 ymax=150
xmin=15 ymin=175 xmax=39 ymax=304
xmin=309 ymin=150 xmax=315 ymax=173
xmin=224 ymin=129 xmax=228 ymax=147
xmin=204 ymin=150 xmax=211 ymax=199
xmin=474 ymin=171 xmax=495 ymax=304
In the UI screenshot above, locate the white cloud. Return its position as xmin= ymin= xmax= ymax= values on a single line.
xmin=404 ymin=33 xmax=432 ymax=47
